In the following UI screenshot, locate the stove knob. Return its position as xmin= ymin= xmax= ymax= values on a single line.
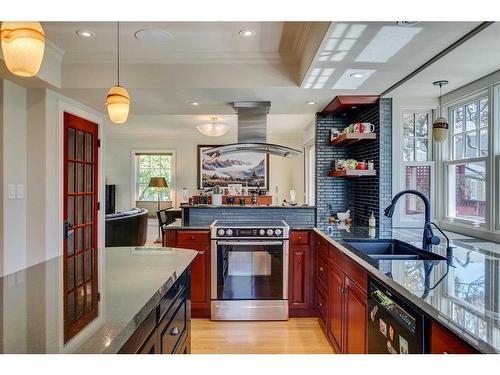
xmin=259 ymin=229 xmax=266 ymax=236
xmin=267 ymin=229 xmax=274 ymax=236
xmin=275 ymin=229 xmax=282 ymax=237
xmin=217 ymin=229 xmax=225 ymax=237
xmin=226 ymin=229 xmax=233 ymax=236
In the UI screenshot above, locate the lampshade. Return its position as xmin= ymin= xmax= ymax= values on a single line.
xmin=0 ymin=21 xmax=45 ymax=77
xmin=196 ymin=118 xmax=229 ymax=137
xmin=432 ymin=116 xmax=449 ymax=143
xmin=106 ymin=85 xmax=130 ymax=124
xmin=148 ymin=177 xmax=168 ymax=188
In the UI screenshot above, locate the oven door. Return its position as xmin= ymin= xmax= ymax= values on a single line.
xmin=212 ymin=240 xmax=288 ymax=301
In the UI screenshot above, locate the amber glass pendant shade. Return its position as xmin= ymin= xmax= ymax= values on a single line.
xmin=0 ymin=21 xmax=45 ymax=77
xmin=106 ymin=85 xmax=130 ymax=124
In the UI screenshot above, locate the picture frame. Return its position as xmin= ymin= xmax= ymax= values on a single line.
xmin=197 ymin=145 xmax=269 ymax=190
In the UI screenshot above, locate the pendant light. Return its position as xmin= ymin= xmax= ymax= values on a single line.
xmin=0 ymin=21 xmax=45 ymax=77
xmin=196 ymin=117 xmax=229 ymax=137
xmin=106 ymin=22 xmax=130 ymax=124
xmin=432 ymin=80 xmax=449 ymax=143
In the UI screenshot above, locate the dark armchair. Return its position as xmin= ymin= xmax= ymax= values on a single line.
xmin=105 ymin=208 xmax=149 ymax=247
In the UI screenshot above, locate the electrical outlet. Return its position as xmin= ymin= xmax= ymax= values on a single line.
xmin=16 ymin=184 xmax=24 ymax=199
xmin=8 ymin=184 xmax=15 ymax=199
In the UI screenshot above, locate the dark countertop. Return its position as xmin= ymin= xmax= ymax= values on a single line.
xmin=163 ymin=219 xmax=314 ymax=231
xmin=0 ymin=247 xmax=198 ymax=354
xmin=316 ymin=225 xmax=500 ymax=353
xmin=181 ymin=205 xmax=315 ymax=209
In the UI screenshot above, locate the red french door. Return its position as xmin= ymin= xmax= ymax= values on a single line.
xmin=63 ymin=112 xmax=99 ymax=343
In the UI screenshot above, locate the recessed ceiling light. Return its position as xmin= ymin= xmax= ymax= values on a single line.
xmin=397 ymin=21 xmax=420 ymax=27
xmin=349 ymin=72 xmax=364 ymax=79
xmin=76 ymin=30 xmax=95 ymax=38
xmin=135 ymin=29 xmax=174 ymax=44
xmin=306 ymin=101 xmax=317 ymax=105
xmin=239 ymin=29 xmax=255 ymax=37
xmin=188 ymin=101 xmax=200 ymax=106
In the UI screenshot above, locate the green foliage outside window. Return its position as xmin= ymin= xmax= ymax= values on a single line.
xmin=136 ymin=154 xmax=172 ymax=201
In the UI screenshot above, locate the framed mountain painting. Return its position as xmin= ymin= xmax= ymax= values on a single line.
xmin=197 ymin=145 xmax=269 ymax=190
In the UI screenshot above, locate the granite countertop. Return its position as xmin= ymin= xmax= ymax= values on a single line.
xmin=163 ymin=219 xmax=209 ymax=230
xmin=0 ymin=246 xmax=198 ymax=354
xmin=316 ymin=225 xmax=500 ymax=353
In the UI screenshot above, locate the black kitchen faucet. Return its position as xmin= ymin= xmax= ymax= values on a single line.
xmin=384 ymin=189 xmax=440 ymax=252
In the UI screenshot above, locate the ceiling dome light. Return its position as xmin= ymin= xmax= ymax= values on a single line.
xmin=306 ymin=101 xmax=316 ymax=105
xmin=239 ymin=29 xmax=255 ymax=37
xmin=349 ymin=72 xmax=364 ymax=79
xmin=197 ymin=117 xmax=229 ymax=137
xmin=0 ymin=21 xmax=45 ymax=77
xmin=106 ymin=22 xmax=130 ymax=124
xmin=76 ymin=30 xmax=95 ymax=38
xmin=106 ymin=85 xmax=130 ymax=124
xmin=188 ymin=101 xmax=200 ymax=106
xmin=134 ymin=29 xmax=174 ymax=44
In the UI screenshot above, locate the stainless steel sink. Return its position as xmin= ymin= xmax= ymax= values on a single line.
xmin=341 ymin=239 xmax=447 ymax=261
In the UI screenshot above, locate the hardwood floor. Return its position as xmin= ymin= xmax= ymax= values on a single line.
xmin=191 ymin=318 xmax=334 ymax=354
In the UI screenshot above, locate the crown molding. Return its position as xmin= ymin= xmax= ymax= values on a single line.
xmin=62 ymin=51 xmax=297 ymax=65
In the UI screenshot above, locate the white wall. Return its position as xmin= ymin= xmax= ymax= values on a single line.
xmin=0 ymin=79 xmax=105 ymax=277
xmin=106 ymin=132 xmax=306 ymax=212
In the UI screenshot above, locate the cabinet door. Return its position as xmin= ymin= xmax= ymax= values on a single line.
xmin=290 ymin=247 xmax=308 ymax=308
xmin=328 ymin=262 xmax=344 ymax=353
xmin=189 ymin=246 xmax=211 ymax=315
xmin=344 ymin=277 xmax=367 ymax=354
xmin=139 ymin=331 xmax=159 ymax=354
xmin=430 ymin=321 xmax=478 ymax=354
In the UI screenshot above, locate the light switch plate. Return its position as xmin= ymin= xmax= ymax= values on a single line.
xmin=17 ymin=184 xmax=24 ymax=199
xmin=8 ymin=184 xmax=15 ymax=199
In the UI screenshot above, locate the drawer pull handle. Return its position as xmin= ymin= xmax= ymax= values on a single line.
xmin=190 ymin=236 xmax=195 ymax=240
xmin=298 ymin=237 xmax=302 ymax=240
xmin=319 ymin=266 xmax=324 ymax=272
xmin=338 ymin=285 xmax=342 ymax=293
xmin=170 ymin=327 xmax=180 ymax=336
xmin=318 ymin=302 xmax=323 ymax=307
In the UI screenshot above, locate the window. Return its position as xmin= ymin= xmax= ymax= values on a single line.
xmin=304 ymin=141 xmax=316 ymax=205
xmin=446 ymin=96 xmax=488 ymax=224
xmin=395 ymin=109 xmax=434 ymax=227
xmin=403 ymin=112 xmax=431 ymax=162
xmin=135 ymin=153 xmax=173 ymax=201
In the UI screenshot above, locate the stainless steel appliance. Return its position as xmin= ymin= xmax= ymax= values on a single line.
xmin=210 ymin=220 xmax=289 ymax=320
xmin=367 ymin=276 xmax=428 ymax=354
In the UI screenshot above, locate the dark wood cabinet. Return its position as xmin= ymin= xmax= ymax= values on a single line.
xmin=430 ymin=321 xmax=478 ymax=354
xmin=165 ymin=229 xmax=211 ymax=318
xmin=289 ymin=230 xmax=315 ymax=317
xmin=328 ymin=261 xmax=344 ymax=353
xmin=344 ymin=277 xmax=367 ymax=354
xmin=119 ymin=268 xmax=191 ymax=354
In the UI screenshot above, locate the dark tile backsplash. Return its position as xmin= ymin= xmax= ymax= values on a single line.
xmin=315 ymin=98 xmax=392 ymax=231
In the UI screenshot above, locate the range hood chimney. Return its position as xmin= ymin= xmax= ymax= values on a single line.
xmin=204 ymin=101 xmax=302 ymax=158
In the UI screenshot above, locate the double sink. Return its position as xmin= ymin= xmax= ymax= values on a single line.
xmin=341 ymin=239 xmax=447 ymax=261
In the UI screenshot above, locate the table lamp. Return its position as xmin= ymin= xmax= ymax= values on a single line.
xmin=148 ymin=177 xmax=168 ymax=243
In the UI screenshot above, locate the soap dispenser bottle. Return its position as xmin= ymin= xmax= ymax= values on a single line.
xmin=368 ymin=211 xmax=376 ymax=227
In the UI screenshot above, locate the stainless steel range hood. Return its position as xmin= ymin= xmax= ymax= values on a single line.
xmin=204 ymin=101 xmax=302 ymax=158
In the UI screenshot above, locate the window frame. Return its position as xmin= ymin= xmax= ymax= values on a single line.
xmin=131 ymin=149 xmax=177 ymax=208
xmin=443 ymin=90 xmax=491 ymax=229
xmin=393 ymin=107 xmax=435 ymax=228
xmin=304 ymin=139 xmax=316 ymax=206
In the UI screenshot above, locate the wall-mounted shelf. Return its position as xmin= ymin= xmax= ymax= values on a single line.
xmin=329 ymin=170 xmax=377 ymax=178
xmin=330 ymin=132 xmax=377 ymax=146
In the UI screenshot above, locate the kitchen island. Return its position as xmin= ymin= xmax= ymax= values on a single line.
xmin=0 ymin=246 xmax=197 ymax=354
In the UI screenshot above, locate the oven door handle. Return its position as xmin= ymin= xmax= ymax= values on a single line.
xmin=216 ymin=240 xmax=284 ymax=246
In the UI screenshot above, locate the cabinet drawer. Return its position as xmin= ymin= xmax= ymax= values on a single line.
xmin=316 ymin=254 xmax=328 ymax=289
xmin=316 ymin=286 xmax=328 ymax=323
xmin=159 ymin=272 xmax=187 ymax=321
xmin=430 ymin=321 xmax=478 ymax=354
xmin=291 ymin=231 xmax=310 ymax=246
xmin=119 ymin=307 xmax=157 ymax=354
xmin=176 ymin=231 xmax=209 ymax=245
xmin=159 ymin=293 xmax=187 ymax=354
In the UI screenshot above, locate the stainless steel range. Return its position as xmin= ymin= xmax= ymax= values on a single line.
xmin=210 ymin=220 xmax=289 ymax=321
